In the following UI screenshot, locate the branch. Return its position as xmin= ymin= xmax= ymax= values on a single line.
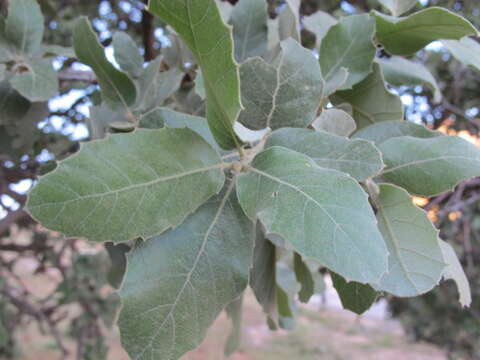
xmin=442 ymin=100 xmax=480 ymax=128
xmin=0 ymin=209 xmax=29 ymax=236
xmin=58 ymin=69 xmax=97 ymax=83
xmin=141 ymin=0 xmax=156 ymax=61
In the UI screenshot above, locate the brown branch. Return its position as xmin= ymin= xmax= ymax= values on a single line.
xmin=58 ymin=69 xmax=96 ymax=83
xmin=442 ymin=100 xmax=480 ymax=128
xmin=0 ymin=209 xmax=29 ymax=236
xmin=142 ymin=0 xmax=156 ymax=61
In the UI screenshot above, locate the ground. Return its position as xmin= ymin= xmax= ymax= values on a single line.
xmin=13 ymin=264 xmax=446 ymax=360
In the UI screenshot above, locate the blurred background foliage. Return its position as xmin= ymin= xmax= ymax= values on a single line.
xmin=0 ymin=0 xmax=479 ymax=359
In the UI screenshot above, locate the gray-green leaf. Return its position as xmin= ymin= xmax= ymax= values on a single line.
xmin=278 ymin=0 xmax=301 ymax=42
xmin=250 ymin=222 xmax=278 ymax=324
xmin=443 ymin=37 xmax=480 ymax=72
xmin=225 ymin=295 xmax=244 ymax=356
xmin=231 ymin=0 xmax=268 ymax=62
xmin=5 ymin=0 xmax=44 ymax=56
xmin=380 ymin=135 xmax=480 ymax=196
xmin=266 ymin=128 xmax=384 ymax=181
xmin=118 ymin=183 xmax=253 ymax=360
xmin=331 ymin=272 xmax=377 ymax=315
xmin=353 ymin=120 xmax=442 ymax=145
xmin=294 ymin=253 xmax=315 ymax=303
xmin=113 ymin=32 xmax=144 ymax=79
xmin=10 ymin=58 xmax=58 ymax=102
xmin=237 ymin=146 xmax=388 ymax=283
xmin=373 ymin=8 xmax=478 ymax=56
xmin=378 ymin=57 xmax=441 ymax=103
xmin=378 ymin=0 xmax=418 ymax=16
xmin=439 ymin=239 xmax=471 ymax=307
xmin=320 ymin=14 xmax=376 ymax=90
xmin=27 ymin=128 xmax=225 ymax=242
xmin=303 ymin=11 xmax=337 ymax=49
xmin=332 ymin=63 xmax=404 ymax=129
xmin=312 ymin=108 xmax=356 ymax=137
xmin=148 ymin=0 xmax=242 ymax=149
xmin=139 ymin=107 xmax=223 ymax=154
xmin=239 ymin=39 xmax=324 ymax=130
xmin=373 ymin=184 xmax=445 ymax=296
xmin=73 ymin=18 xmax=137 ymax=111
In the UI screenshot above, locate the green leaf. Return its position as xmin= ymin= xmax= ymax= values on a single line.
xmin=294 ymin=253 xmax=315 ymax=303
xmin=73 ymin=18 xmax=137 ymax=111
xmin=238 ymin=39 xmax=324 ymax=130
xmin=10 ymin=58 xmax=58 ymax=102
xmin=0 ymin=80 xmax=30 ymax=125
xmin=113 ymin=32 xmax=144 ymax=79
xmin=266 ymin=128 xmax=384 ymax=181
xmin=237 ymin=146 xmax=388 ymax=284
xmin=225 ymin=295 xmax=244 ymax=356
xmin=442 ymin=37 xmax=480 ymax=72
xmin=378 ymin=57 xmax=441 ymax=103
xmin=353 ymin=120 xmax=441 ymax=145
xmin=118 ymin=182 xmax=253 ymax=360
xmin=276 ymin=262 xmax=299 ymax=329
xmin=303 ymin=11 xmax=337 ymax=49
xmin=230 ymin=0 xmax=268 ymax=62
xmin=373 ymin=184 xmax=445 ymax=296
xmin=324 ymin=68 xmax=349 ymax=97
xmin=312 ymin=108 xmax=356 ymax=137
xmin=332 ymin=63 xmax=404 ymax=129
xmin=250 ymin=222 xmax=278 ymax=324
xmin=139 ymin=108 xmax=222 ymax=153
xmin=439 ymin=239 xmax=471 ymax=307
xmin=5 ymin=0 xmax=44 ymax=55
xmin=27 ymin=128 xmax=226 ymax=242
xmin=373 ymin=8 xmax=478 ymax=56
xmin=378 ymin=0 xmax=418 ymax=16
xmin=105 ymin=242 xmax=130 ymax=289
xmin=278 ymin=0 xmax=301 ymax=42
xmin=330 ymin=272 xmax=377 ymax=315
xmin=320 ymin=14 xmax=376 ymax=90
xmin=380 ymin=136 xmax=480 ymax=196
xmin=148 ymin=0 xmax=242 ymax=149
xmin=42 ymin=44 xmax=76 ymax=58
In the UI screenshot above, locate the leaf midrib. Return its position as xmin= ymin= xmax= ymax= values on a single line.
xmin=29 ymin=162 xmax=226 ymax=208
xmin=133 ymin=180 xmax=235 ymax=360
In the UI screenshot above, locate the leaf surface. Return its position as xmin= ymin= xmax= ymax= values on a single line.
xmin=378 ymin=0 xmax=418 ymax=16
xmin=10 ymin=58 xmax=58 ymax=102
xmin=353 ymin=120 xmax=441 ymax=145
xmin=380 ymin=136 xmax=480 ymax=196
xmin=238 ymin=39 xmax=323 ymax=130
xmin=373 ymin=8 xmax=478 ymax=55
xmin=237 ymin=147 xmax=388 ymax=283
xmin=331 ymin=272 xmax=377 ymax=314
xmin=250 ymin=222 xmax=278 ymax=324
xmin=230 ymin=0 xmax=268 ymax=62
xmin=113 ymin=32 xmax=144 ymax=79
xmin=332 ymin=63 xmax=403 ymax=129
xmin=148 ymin=0 xmax=242 ymax=149
xmin=439 ymin=240 xmax=471 ymax=307
xmin=320 ymin=14 xmax=376 ymax=90
xmin=27 ymin=128 xmax=225 ymax=242
xmin=294 ymin=253 xmax=315 ymax=303
xmin=266 ymin=128 xmax=384 ymax=181
xmin=118 ymin=183 xmax=253 ymax=360
xmin=443 ymin=37 xmax=480 ymax=71
xmin=278 ymin=0 xmax=301 ymax=42
xmin=312 ymin=108 xmax=356 ymax=137
xmin=378 ymin=56 xmax=441 ymax=103
xmin=73 ymin=18 xmax=137 ymax=111
xmin=373 ymin=184 xmax=445 ymax=296
xmin=303 ymin=11 xmax=337 ymax=48
xmin=5 ymin=0 xmax=43 ymax=55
